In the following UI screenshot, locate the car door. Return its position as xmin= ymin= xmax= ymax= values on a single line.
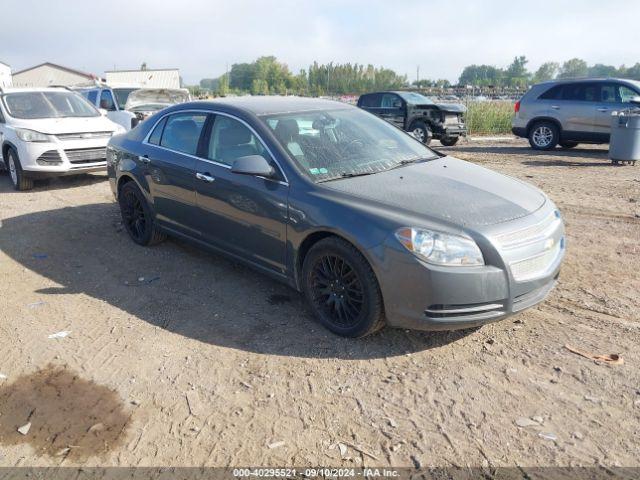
xmin=143 ymin=111 xmax=209 ymax=237
xmin=0 ymin=106 xmax=6 ymax=163
xmin=378 ymin=93 xmax=406 ymax=129
xmin=593 ymin=82 xmax=640 ymax=136
xmin=192 ymin=113 xmax=289 ymax=275
xmin=556 ymin=82 xmax=599 ymax=136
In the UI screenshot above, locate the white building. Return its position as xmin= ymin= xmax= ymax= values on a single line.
xmin=0 ymin=61 xmax=12 ymax=89
xmin=12 ymin=62 xmax=96 ymax=87
xmin=105 ymin=69 xmax=181 ymax=89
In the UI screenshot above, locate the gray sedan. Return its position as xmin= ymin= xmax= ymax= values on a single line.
xmin=107 ymin=96 xmax=565 ymax=337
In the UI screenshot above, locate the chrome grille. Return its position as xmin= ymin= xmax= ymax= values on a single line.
xmin=64 ymin=147 xmax=107 ymax=164
xmin=497 ymin=211 xmax=560 ymax=249
xmin=509 ymin=239 xmax=563 ymax=282
xmin=36 ymin=150 xmax=62 ymax=165
xmin=56 ymin=131 xmax=112 ymax=140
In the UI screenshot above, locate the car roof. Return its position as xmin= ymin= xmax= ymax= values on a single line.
xmin=537 ymin=77 xmax=639 ymax=86
xmin=200 ymin=95 xmax=351 ymax=116
xmin=0 ymin=87 xmax=73 ymax=94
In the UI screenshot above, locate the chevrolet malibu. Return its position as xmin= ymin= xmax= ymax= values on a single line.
xmin=106 ymin=97 xmax=565 ymax=337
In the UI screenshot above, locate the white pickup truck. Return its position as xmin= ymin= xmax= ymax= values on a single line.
xmin=73 ymin=83 xmax=140 ymax=131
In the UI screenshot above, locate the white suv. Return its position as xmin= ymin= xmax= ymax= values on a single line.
xmin=0 ymin=87 xmax=125 ymax=190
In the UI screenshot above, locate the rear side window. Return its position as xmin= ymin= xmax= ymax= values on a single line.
xmin=561 ymin=83 xmax=599 ymax=102
xmin=160 ymin=112 xmax=207 ymax=155
xmin=148 ymin=116 xmax=168 ymax=145
xmin=359 ymin=94 xmax=381 ymax=108
xmin=538 ymin=85 xmax=563 ymax=100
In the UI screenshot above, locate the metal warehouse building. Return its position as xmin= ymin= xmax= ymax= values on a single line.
xmin=12 ymin=62 xmax=96 ymax=87
xmin=105 ymin=69 xmax=181 ymax=89
xmin=0 ymin=60 xmax=11 ymax=88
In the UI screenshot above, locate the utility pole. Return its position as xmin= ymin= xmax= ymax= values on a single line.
xmin=416 ymin=65 xmax=420 ymax=85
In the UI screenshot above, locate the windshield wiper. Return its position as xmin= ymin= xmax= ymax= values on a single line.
xmin=316 ymin=171 xmax=378 ymax=183
xmin=386 ymin=157 xmax=433 ymax=171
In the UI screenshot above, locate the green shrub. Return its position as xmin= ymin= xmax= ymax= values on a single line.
xmin=464 ymin=101 xmax=514 ymax=135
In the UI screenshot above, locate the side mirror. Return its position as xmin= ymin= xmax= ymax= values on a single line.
xmin=629 ymin=96 xmax=640 ymax=105
xmin=98 ymin=108 xmax=108 ymax=116
xmin=231 ymin=155 xmax=275 ymax=178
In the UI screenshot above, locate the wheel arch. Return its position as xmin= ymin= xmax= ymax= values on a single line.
xmin=525 ymin=117 xmax=563 ymax=137
xmin=1 ymin=140 xmax=19 ymax=163
xmin=293 ymin=230 xmax=376 ymax=291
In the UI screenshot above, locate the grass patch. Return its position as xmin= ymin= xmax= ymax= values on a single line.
xmin=465 ymin=101 xmax=515 ymax=135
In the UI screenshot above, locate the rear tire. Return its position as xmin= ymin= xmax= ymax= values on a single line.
xmin=302 ymin=237 xmax=385 ymax=338
xmin=528 ymin=121 xmax=559 ymax=150
xmin=409 ymin=121 xmax=432 ymax=146
xmin=5 ymin=149 xmax=34 ymax=191
xmin=559 ymin=141 xmax=579 ymax=149
xmin=118 ymin=182 xmax=166 ymax=246
xmin=440 ymin=136 xmax=459 ymax=147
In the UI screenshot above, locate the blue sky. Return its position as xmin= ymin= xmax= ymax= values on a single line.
xmin=1 ymin=0 xmax=638 ymax=84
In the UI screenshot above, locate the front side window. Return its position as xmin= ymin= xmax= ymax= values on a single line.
xmin=562 ymin=83 xmax=599 ymax=102
xmin=160 ymin=113 xmax=207 ymax=155
xmin=263 ymin=107 xmax=438 ymax=183
xmin=1 ymin=91 xmax=99 ymax=119
xmin=600 ymin=83 xmax=618 ymax=103
xmin=397 ymin=92 xmax=434 ymax=105
xmin=207 ymin=115 xmax=268 ymax=166
xmin=619 ymin=85 xmax=639 ymax=103
xmin=381 ymin=93 xmax=402 ymax=109
xmin=100 ymin=90 xmax=117 ymax=111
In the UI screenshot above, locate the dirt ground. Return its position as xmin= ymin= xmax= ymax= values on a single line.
xmin=0 ymin=139 xmax=638 ymax=469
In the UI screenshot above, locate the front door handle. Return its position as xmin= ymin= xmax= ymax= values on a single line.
xmin=597 ymin=107 xmax=609 ymax=112
xmin=551 ymin=105 xmax=560 ymax=110
xmin=139 ymin=155 xmax=150 ymax=164
xmin=196 ymin=172 xmax=215 ymax=183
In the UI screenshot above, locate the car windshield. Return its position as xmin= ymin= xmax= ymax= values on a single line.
xmin=397 ymin=92 xmax=434 ymax=105
xmin=112 ymin=88 xmax=138 ymax=110
xmin=2 ymin=91 xmax=99 ymax=119
xmin=263 ymin=108 xmax=438 ymax=182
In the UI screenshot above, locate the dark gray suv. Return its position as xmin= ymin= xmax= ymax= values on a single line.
xmin=512 ymin=78 xmax=640 ymax=150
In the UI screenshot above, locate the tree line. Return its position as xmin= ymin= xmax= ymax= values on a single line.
xmin=198 ymin=56 xmax=406 ymax=96
xmin=194 ymin=55 xmax=640 ymax=96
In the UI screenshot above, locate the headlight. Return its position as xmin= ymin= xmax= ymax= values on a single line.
xmin=395 ymin=227 xmax=484 ymax=266
xmin=15 ymin=128 xmax=52 ymax=143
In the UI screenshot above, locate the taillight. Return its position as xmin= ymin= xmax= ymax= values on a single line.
xmin=514 ymin=101 xmax=521 ymax=113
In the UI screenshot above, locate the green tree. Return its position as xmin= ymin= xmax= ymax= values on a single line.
xmin=504 ymin=56 xmax=530 ymax=87
xmin=587 ymin=63 xmax=618 ymax=78
xmin=558 ymin=58 xmax=588 ymax=79
xmin=459 ymin=64 xmax=504 ymax=86
xmin=533 ymin=62 xmax=559 ymax=83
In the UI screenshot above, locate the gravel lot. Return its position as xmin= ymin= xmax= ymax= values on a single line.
xmin=0 ymin=139 xmax=638 ymax=468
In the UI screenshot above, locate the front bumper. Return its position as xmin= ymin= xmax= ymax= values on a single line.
xmin=368 ymin=205 xmax=565 ymax=331
xmin=16 ymin=137 xmax=110 ymax=177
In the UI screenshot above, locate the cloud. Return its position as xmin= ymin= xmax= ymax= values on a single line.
xmin=1 ymin=0 xmax=638 ymax=84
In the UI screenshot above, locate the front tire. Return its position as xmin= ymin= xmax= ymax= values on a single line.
xmin=409 ymin=122 xmax=432 ymax=145
xmin=302 ymin=237 xmax=385 ymax=338
xmin=118 ymin=182 xmax=166 ymax=246
xmin=440 ymin=136 xmax=459 ymax=147
xmin=528 ymin=121 xmax=559 ymax=150
xmin=5 ymin=149 xmax=34 ymax=191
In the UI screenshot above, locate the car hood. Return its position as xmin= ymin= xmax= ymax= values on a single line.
xmin=11 ymin=116 xmax=119 ymax=134
xmin=125 ymin=88 xmax=191 ymax=111
xmin=323 ymin=156 xmax=546 ymax=227
xmin=434 ymin=103 xmax=467 ymax=113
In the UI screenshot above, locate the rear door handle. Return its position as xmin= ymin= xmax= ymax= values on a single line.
xmin=551 ymin=105 xmax=560 ymax=110
xmin=597 ymin=107 xmax=609 ymax=112
xmin=196 ymin=172 xmax=215 ymax=183
xmin=139 ymin=155 xmax=150 ymax=164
